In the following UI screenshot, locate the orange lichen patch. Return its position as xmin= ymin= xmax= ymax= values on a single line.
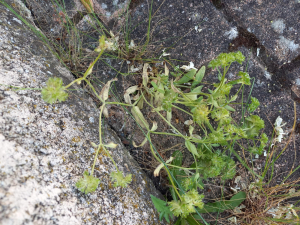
xmin=72 ymin=136 xmax=81 ymax=142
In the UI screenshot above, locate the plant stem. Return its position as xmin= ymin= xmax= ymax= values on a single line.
xmin=91 ymin=104 xmax=119 ymax=176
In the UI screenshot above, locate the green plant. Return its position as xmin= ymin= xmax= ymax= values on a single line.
xmin=229 ymin=102 xmax=300 ymax=225
xmin=118 ymin=51 xmax=267 ymax=223
xmin=41 ymin=36 xmax=133 ymax=192
xmin=7 ymin=1 xmax=298 ymax=224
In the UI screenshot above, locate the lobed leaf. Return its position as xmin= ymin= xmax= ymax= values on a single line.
xmin=41 ymin=77 xmax=68 ymax=104
xmin=110 ymin=171 xmax=132 ymax=188
xmin=247 ymin=96 xmax=260 ymax=113
xmin=75 ymin=171 xmax=100 ymax=194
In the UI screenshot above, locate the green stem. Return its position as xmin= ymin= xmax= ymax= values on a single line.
xmin=142 ymin=93 xmax=186 ymax=139
xmin=64 ymin=77 xmax=84 ymax=89
xmin=171 ymin=104 xmax=193 ymax=116
xmin=150 ymin=131 xmax=184 ymax=137
xmin=91 ymin=104 xmax=119 ymax=176
xmin=65 ymin=49 xmax=104 ymax=89
xmin=231 ymin=147 xmax=262 ymax=179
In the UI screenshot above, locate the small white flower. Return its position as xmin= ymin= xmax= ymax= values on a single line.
xmin=274 ymin=116 xmax=286 ymax=143
xmin=159 ymin=48 xmax=170 ymax=59
xmin=128 ymin=40 xmax=136 ymax=50
xmin=194 ymin=26 xmax=202 ymax=33
xmin=105 ymin=34 xmax=119 ymax=51
xmin=180 ymin=62 xmax=197 ymax=71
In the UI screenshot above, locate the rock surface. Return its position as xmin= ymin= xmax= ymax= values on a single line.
xmin=0 ymin=2 xmax=164 ymax=225
xmin=23 ymin=0 xmax=129 ymax=37
xmin=1 ymin=0 xmax=300 ymax=224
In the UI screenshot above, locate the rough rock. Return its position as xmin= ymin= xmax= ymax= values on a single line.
xmin=219 ymin=0 xmax=300 ymax=66
xmin=23 ymin=0 xmax=129 ymax=37
xmin=130 ymin=0 xmax=237 ymax=66
xmin=0 ymin=2 xmax=165 ymax=225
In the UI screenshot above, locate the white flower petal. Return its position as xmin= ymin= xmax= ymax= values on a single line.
xmin=180 ymin=62 xmax=197 ymax=71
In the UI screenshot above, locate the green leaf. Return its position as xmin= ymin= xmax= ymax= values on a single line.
xmin=41 ymin=77 xmax=68 ymax=104
xmin=182 ymin=173 xmax=204 ymax=191
xmin=196 ymin=191 xmax=246 ymax=213
xmin=170 ymin=72 xmax=181 ymax=77
xmin=208 ymin=52 xmax=235 ymax=69
xmin=244 ymin=115 xmax=265 ymax=137
xmin=191 ymin=66 xmax=205 ymax=89
xmin=191 ymin=85 xmax=203 ymax=93
xmin=151 ymin=81 xmax=158 ymax=89
xmin=247 ymin=97 xmax=260 ymax=113
xmin=186 ymin=215 xmax=205 ymax=225
xmin=234 ymin=51 xmax=245 ymax=64
xmin=208 ymin=51 xmax=245 ymax=69
xmin=110 ymin=171 xmax=132 ymax=188
xmin=257 ymin=132 xmax=268 ymax=154
xmin=150 ymin=195 xmax=173 ymax=223
xmin=224 ymin=105 xmax=236 ymax=112
xmin=229 ymin=94 xmax=238 ymax=102
xmin=237 ymin=71 xmax=251 ymax=85
xmin=175 ymin=69 xmax=197 ymax=85
xmin=185 ymin=140 xmax=199 ymax=157
xmin=174 ymin=218 xmax=182 ymax=225
xmin=75 ymin=171 xmax=100 ymax=194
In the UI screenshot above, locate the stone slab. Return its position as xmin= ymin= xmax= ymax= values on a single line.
xmin=0 ymin=3 xmax=165 ymax=224
xmin=22 ymin=0 xmax=129 ymax=38
xmin=220 ymin=0 xmax=300 ymax=66
xmin=129 ymin=0 xmax=238 ymax=67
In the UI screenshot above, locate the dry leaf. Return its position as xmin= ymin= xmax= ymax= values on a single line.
xmin=131 ymin=106 xmax=149 ymax=129
xmin=99 ymin=78 xmax=118 ymax=102
xmin=165 ymin=63 xmax=169 ymax=76
xmin=103 ymin=106 xmax=109 ymax=118
xmin=171 ymin=79 xmax=181 ymax=94
xmin=124 ymin=85 xmax=139 ymax=104
xmin=154 ymin=157 xmax=174 ymax=177
xmin=142 ymin=63 xmax=149 ymax=86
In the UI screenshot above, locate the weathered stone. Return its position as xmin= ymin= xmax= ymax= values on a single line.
xmin=130 ymin=0 xmax=237 ymax=67
xmin=0 ymin=2 xmax=165 ymax=224
xmin=219 ymin=0 xmax=300 ymax=66
xmin=21 ymin=0 xmax=129 ymax=38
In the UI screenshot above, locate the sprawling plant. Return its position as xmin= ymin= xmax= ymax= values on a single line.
xmin=123 ymin=51 xmax=267 ymax=223
xmin=40 ymin=34 xmax=267 ymax=223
